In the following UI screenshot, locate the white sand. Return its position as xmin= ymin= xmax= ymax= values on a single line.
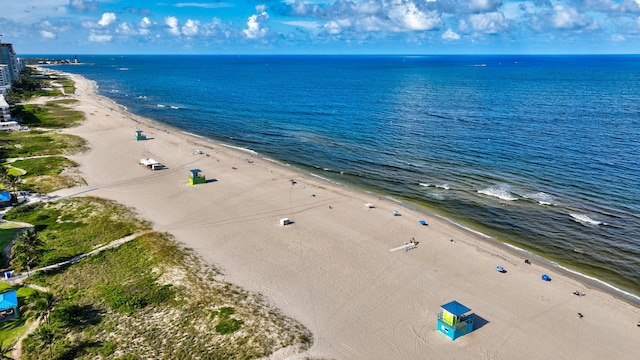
xmin=51 ymin=73 xmax=640 ymax=359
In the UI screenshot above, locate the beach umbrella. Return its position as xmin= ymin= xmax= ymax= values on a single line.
xmin=541 ymin=274 xmax=551 ymax=281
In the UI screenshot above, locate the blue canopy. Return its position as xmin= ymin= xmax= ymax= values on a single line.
xmin=0 ymin=191 xmax=10 ymax=202
xmin=542 ymin=274 xmax=551 ymax=281
xmin=0 ymin=290 xmax=18 ymax=310
xmin=440 ymin=300 xmax=471 ymax=316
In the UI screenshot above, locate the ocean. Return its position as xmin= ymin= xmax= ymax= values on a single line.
xmin=45 ymin=55 xmax=640 ymax=301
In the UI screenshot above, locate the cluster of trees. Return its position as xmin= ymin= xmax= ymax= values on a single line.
xmin=10 ymin=228 xmax=44 ymax=274
xmin=0 ymin=165 xmax=20 ymax=203
xmin=3 ymin=67 xmax=44 ymax=105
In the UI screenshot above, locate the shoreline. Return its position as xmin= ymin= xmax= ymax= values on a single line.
xmin=43 ymin=64 xmax=640 ymax=305
xmin=47 ymin=70 xmax=640 ymax=359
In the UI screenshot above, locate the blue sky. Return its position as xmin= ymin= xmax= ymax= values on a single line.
xmin=1 ymin=0 xmax=640 ymax=55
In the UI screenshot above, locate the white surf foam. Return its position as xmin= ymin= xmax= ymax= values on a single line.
xmin=221 ymin=144 xmax=258 ymax=155
xmin=523 ymin=191 xmax=555 ymax=205
xmin=478 ymin=185 xmax=518 ymax=201
xmin=569 ymin=213 xmax=604 ymax=226
xmin=556 ymin=264 xmax=640 ymax=302
xmin=419 ymin=182 xmax=449 ymax=190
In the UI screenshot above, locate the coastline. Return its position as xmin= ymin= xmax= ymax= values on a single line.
xmin=50 ymin=70 xmax=640 ymax=359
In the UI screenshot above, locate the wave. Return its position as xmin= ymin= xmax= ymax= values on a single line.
xmin=478 ymin=185 xmax=518 ymax=201
xmin=419 ymin=182 xmax=450 ymax=190
xmin=523 ymin=191 xmax=555 ymax=205
xmin=221 ymin=144 xmax=258 ymax=155
xmin=569 ymin=213 xmax=605 ymax=226
xmin=556 ymin=264 xmax=640 ymax=303
xmin=170 ymin=106 xmax=179 ymax=109
xmin=156 ymin=104 xmax=166 ymax=108
xmin=309 ymin=173 xmax=339 ymax=184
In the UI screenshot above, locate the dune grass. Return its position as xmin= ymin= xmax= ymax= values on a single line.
xmin=10 ymin=103 xmax=84 ymax=129
xmin=0 ymin=130 xmax=87 ymax=159
xmin=7 ymin=156 xmax=83 ymax=194
xmin=3 ymin=196 xmax=311 ymax=358
xmin=3 ymin=197 xmax=151 ymax=267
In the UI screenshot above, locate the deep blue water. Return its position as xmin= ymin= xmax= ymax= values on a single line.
xmin=45 ymin=55 xmax=640 ymax=300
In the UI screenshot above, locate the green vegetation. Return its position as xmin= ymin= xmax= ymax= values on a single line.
xmin=4 ymin=197 xmax=151 ymax=267
xmin=0 ymin=222 xmax=29 ymax=266
xmin=0 ymin=130 xmax=87 ymax=159
xmin=10 ymin=157 xmax=76 ymax=178
xmin=9 ymin=229 xmax=44 ymax=274
xmin=2 ymin=68 xmax=44 ymax=105
xmin=2 ymin=197 xmax=311 ymax=358
xmin=7 ymin=157 xmax=82 ymax=194
xmin=10 ymin=103 xmax=84 ymax=129
xmin=21 ymin=230 xmax=311 ymax=359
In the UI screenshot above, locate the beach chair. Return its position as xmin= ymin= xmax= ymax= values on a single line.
xmin=392 ymin=210 xmax=399 ymax=216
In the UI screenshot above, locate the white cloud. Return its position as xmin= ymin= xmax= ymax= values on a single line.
xmin=138 ymin=17 xmax=152 ymax=36
xmin=323 ymin=19 xmax=353 ymax=35
xmin=442 ymin=28 xmax=460 ymax=40
xmin=165 ymin=16 xmax=181 ymax=36
xmin=468 ymin=12 xmax=508 ymax=34
xmin=182 ymin=19 xmax=200 ymax=36
xmin=98 ymin=12 xmax=117 ymax=27
xmin=243 ymin=11 xmax=269 ymax=39
xmin=388 ymin=2 xmax=441 ymax=31
xmin=551 ymin=5 xmax=590 ymax=29
xmin=324 ymin=20 xmax=343 ymax=35
xmin=40 ymin=30 xmax=56 ymax=39
xmin=88 ymin=30 xmax=112 ymax=42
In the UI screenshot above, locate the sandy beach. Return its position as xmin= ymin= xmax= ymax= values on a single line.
xmin=49 ymin=72 xmax=640 ymax=359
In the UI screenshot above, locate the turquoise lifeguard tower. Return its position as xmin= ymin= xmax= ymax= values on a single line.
xmin=135 ymin=130 xmax=147 ymax=141
xmin=437 ymin=300 xmax=475 ymax=340
xmin=189 ymin=169 xmax=206 ymax=185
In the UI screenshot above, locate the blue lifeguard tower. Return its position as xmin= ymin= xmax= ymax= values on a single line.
xmin=135 ymin=130 xmax=147 ymax=141
xmin=437 ymin=300 xmax=475 ymax=340
xmin=189 ymin=169 xmax=206 ymax=185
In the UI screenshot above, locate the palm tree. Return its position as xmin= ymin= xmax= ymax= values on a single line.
xmin=5 ymin=174 xmax=19 ymax=199
xmin=27 ymin=291 xmax=56 ymax=325
xmin=10 ymin=229 xmax=44 ymax=275
xmin=32 ymin=324 xmax=56 ymax=359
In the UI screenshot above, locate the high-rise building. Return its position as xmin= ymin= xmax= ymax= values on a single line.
xmin=0 ymin=94 xmax=11 ymax=122
xmin=0 ymin=42 xmax=23 ymax=83
xmin=0 ymin=64 xmax=10 ymax=93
